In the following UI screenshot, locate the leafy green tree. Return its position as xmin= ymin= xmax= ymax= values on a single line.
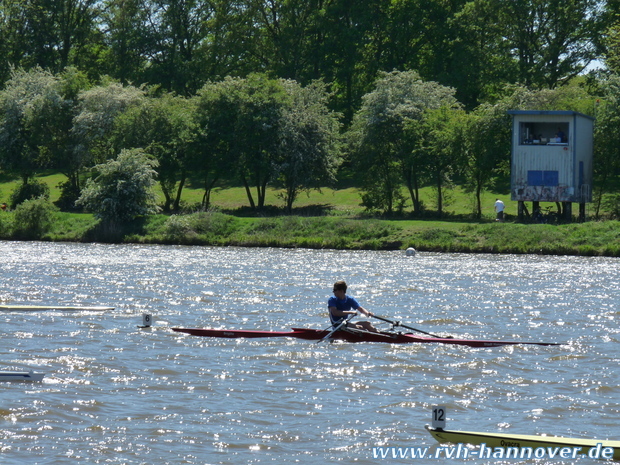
xmin=319 ymin=0 xmax=385 ymax=122
xmin=193 ymin=77 xmax=247 ymax=209
xmin=100 ymin=0 xmax=151 ymax=85
xmin=76 ymin=148 xmax=160 ymax=229
xmin=195 ymin=74 xmax=288 ymax=210
xmin=0 ymin=67 xmax=90 ymax=210
xmin=593 ymin=75 xmax=620 ymax=217
xmin=235 ymin=74 xmax=289 ymax=209
xmin=245 ymin=0 xmax=336 ymax=83
xmin=48 ymin=67 xmax=91 ymax=210
xmin=380 ymin=0 xmax=470 ymax=98
xmin=460 ymin=103 xmax=511 ymax=218
xmin=603 ymin=9 xmax=620 ymax=74
xmin=349 ymin=70 xmax=459 ymax=215
xmin=274 ymin=80 xmax=342 ymax=212
xmin=448 ymin=0 xmax=516 ymax=107
xmin=141 ymin=0 xmax=216 ymax=95
xmin=112 ymin=92 xmax=197 ymax=211
xmin=407 ymin=106 xmax=465 ymax=216
xmin=0 ymin=68 xmax=68 ymax=185
xmin=0 ymin=0 xmax=28 ymax=86
xmin=494 ymin=0 xmax=603 ymax=89
xmin=72 ymin=80 xmax=145 ymax=168
xmin=0 ymin=0 xmax=102 ymax=76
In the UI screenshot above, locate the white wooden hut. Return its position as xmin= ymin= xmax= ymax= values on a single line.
xmin=507 ymin=110 xmax=594 ymax=221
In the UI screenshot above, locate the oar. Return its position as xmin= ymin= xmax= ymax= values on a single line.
xmin=318 ymin=313 xmax=356 ymax=343
xmin=371 ymin=314 xmax=453 ymax=339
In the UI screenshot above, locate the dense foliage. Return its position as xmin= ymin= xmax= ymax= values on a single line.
xmin=76 ymin=148 xmax=160 ymax=228
xmin=0 ymin=0 xmax=610 ymax=112
xmin=1 ymin=0 xmax=620 ymax=218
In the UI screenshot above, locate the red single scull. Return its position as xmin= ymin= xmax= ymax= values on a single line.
xmin=171 ymin=327 xmax=561 ymax=348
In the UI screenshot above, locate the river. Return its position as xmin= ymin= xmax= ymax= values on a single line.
xmin=0 ymin=242 xmax=618 ymax=464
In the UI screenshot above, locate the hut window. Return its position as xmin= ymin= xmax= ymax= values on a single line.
xmin=519 ymin=122 xmax=569 ymax=145
xmin=528 ymin=170 xmax=559 ymax=186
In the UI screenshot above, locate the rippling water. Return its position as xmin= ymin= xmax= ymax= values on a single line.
xmin=0 ymin=242 xmax=618 ymax=464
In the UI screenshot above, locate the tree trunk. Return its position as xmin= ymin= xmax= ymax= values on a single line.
xmin=202 ymin=177 xmax=218 ymax=210
xmin=173 ymin=170 xmax=186 ymax=211
xmin=436 ymin=170 xmax=443 ymax=216
xmin=241 ymin=175 xmax=256 ymax=209
xmin=404 ymin=165 xmax=420 ymax=213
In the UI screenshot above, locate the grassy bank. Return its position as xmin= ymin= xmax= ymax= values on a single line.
xmin=1 ymin=172 xmax=619 ymax=256
xmin=1 ymin=209 xmax=619 ymax=256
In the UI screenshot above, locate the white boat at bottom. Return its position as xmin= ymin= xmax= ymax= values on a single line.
xmin=426 ymin=426 xmax=620 ymax=460
xmin=426 ymin=405 xmax=620 ymax=461
xmin=0 ymin=370 xmax=45 ymax=382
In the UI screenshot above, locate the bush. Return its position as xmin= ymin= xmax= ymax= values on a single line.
xmin=190 ymin=211 xmax=238 ymax=236
xmin=55 ymin=180 xmax=83 ymax=212
xmin=9 ymin=179 xmax=50 ymax=209
xmin=164 ymin=215 xmax=195 ymax=241
xmin=164 ymin=211 xmax=239 ymax=241
xmin=0 ymin=211 xmax=12 ymax=238
xmin=76 ymin=148 xmax=160 ymax=229
xmin=12 ymin=197 xmax=58 ymax=239
xmin=601 ymin=193 xmax=620 ymax=220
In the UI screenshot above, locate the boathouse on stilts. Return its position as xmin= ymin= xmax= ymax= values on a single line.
xmin=507 ymin=110 xmax=594 ymax=222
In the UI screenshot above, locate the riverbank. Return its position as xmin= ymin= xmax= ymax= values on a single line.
xmin=1 ymin=210 xmax=619 ymax=256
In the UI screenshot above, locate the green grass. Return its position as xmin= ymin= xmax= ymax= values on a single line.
xmin=1 ymin=172 xmax=619 ymax=256
xmin=0 ymin=172 xmax=507 ymax=220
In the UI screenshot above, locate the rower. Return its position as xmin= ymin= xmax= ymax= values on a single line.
xmin=328 ymin=281 xmax=378 ymax=332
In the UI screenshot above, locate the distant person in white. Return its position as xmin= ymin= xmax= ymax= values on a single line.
xmin=494 ymin=199 xmax=505 ymax=222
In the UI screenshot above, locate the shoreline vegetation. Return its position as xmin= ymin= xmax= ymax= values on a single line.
xmin=1 ymin=180 xmax=619 ymax=257
xmin=1 ymin=210 xmax=619 ymax=257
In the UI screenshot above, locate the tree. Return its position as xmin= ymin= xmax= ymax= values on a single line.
xmin=100 ymin=0 xmax=151 ymax=85
xmin=407 ymin=106 xmax=465 ymax=216
xmin=593 ymin=75 xmax=620 ymax=217
xmin=0 ymin=67 xmax=91 ymax=210
xmin=112 ymin=92 xmax=197 ymax=212
xmin=72 ymin=80 xmax=145 ymax=168
xmin=348 ymin=70 xmax=459 ymax=215
xmin=48 ymin=67 xmax=91 ymax=210
xmin=11 ymin=196 xmax=58 ymax=239
xmin=0 ymin=68 xmax=68 ymax=185
xmin=274 ymin=80 xmax=342 ymax=212
xmin=195 ymin=74 xmax=288 ymax=210
xmin=193 ymin=77 xmax=247 ymax=209
xmin=319 ymin=0 xmax=386 ymax=122
xmin=141 ymin=0 xmax=216 ymax=95
xmin=0 ymin=0 xmax=28 ymax=86
xmin=461 ymin=103 xmax=512 ymax=218
xmin=495 ymin=0 xmax=603 ymax=89
xmin=76 ymin=148 xmax=160 ymax=229
xmin=0 ymin=0 xmax=102 ymax=76
xmin=447 ymin=0 xmax=517 ymax=107
xmin=603 ymin=8 xmax=620 ymax=74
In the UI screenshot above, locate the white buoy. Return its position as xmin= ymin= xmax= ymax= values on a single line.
xmin=138 ymin=313 xmax=153 ymax=328
xmin=405 ymin=247 xmax=416 ymax=257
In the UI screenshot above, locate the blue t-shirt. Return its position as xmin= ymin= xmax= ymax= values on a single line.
xmin=328 ymin=295 xmax=360 ymax=325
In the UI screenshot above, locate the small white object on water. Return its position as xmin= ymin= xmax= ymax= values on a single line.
xmin=405 ymin=247 xmax=417 ymax=257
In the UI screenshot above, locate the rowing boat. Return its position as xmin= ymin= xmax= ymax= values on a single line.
xmin=171 ymin=327 xmax=561 ymax=347
xmin=426 ymin=425 xmax=620 ymax=460
xmin=0 ymin=370 xmax=45 ymax=382
xmin=0 ymin=305 xmax=114 ymax=312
